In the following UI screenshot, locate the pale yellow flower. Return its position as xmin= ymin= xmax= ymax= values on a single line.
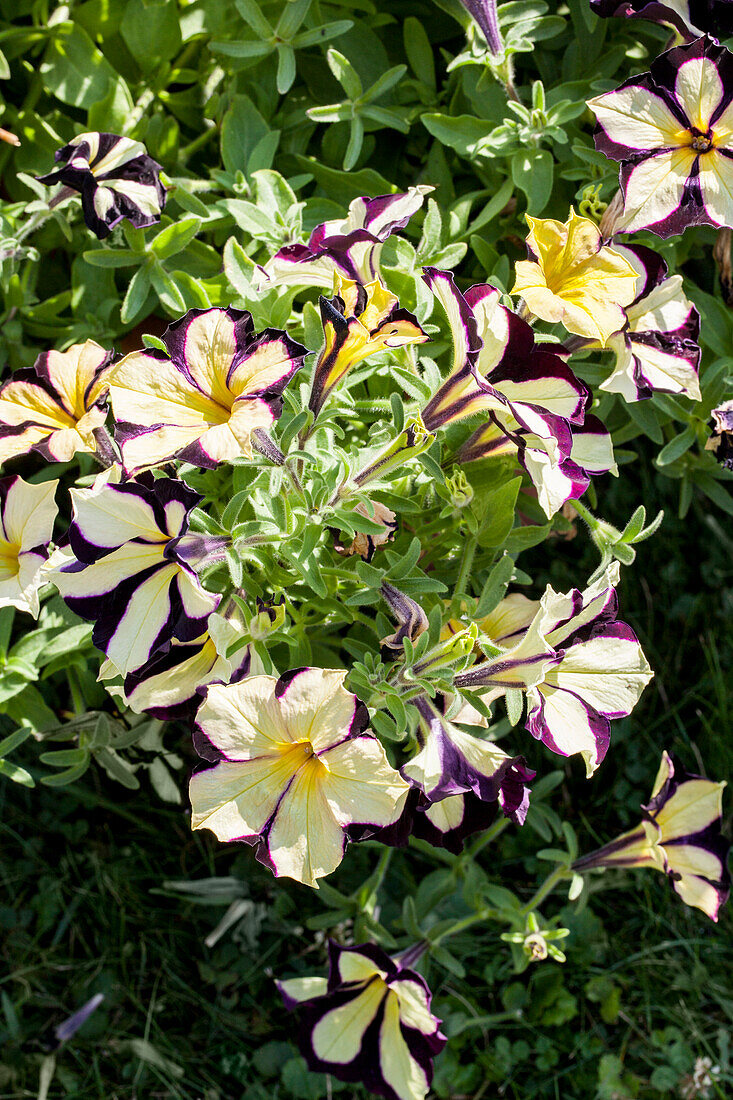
xmin=511 ymin=209 xmax=638 ymax=346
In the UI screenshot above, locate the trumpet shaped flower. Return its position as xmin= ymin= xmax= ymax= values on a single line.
xmin=511 ymin=210 xmax=638 ymax=345
xmin=258 ymin=186 xmax=432 ymax=290
xmin=455 ymin=565 xmax=653 ymax=776
xmin=278 ymin=941 xmax=446 ymax=1100
xmin=588 ymin=36 xmax=733 ymax=237
xmin=102 ymin=602 xmax=253 ymax=720
xmin=573 ymin=752 xmax=730 ymax=920
xmin=0 ymin=476 xmax=58 ymax=617
xmin=311 ymin=278 xmax=428 ymax=419
xmin=50 ymin=470 xmax=220 ymax=675
xmin=109 ymin=307 xmax=307 ymax=472
xmin=602 ymin=245 xmax=701 ymax=401
xmin=0 ymin=340 xmax=114 ymax=466
xmin=189 ymin=669 xmax=409 ymax=887
xmin=38 ymin=131 xmax=166 ymax=239
xmin=421 ymin=268 xmax=616 ymax=517
xmin=590 ymin=0 xmax=733 ymax=50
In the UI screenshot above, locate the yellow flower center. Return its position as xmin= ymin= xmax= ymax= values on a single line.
xmin=690 ymin=130 xmax=713 ymax=153
xmin=0 ymin=539 xmax=20 ymax=580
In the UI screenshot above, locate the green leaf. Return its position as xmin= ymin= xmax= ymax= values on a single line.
xmin=150 ymin=263 xmax=187 ymax=314
xmin=120 ymin=262 xmax=152 ymax=324
xmin=511 ymin=148 xmax=554 ymax=213
xmin=41 ymin=24 xmax=117 ymax=109
xmin=221 ymin=95 xmax=269 ymax=175
xmin=327 ymin=48 xmax=362 ymax=98
xmin=276 ymin=45 xmax=297 ymax=94
xmin=82 ymin=249 xmax=140 ymax=268
xmin=150 ymin=217 xmax=202 ymax=261
xmin=120 ymin=0 xmax=183 ymax=72
xmin=0 ymin=757 xmax=34 ymax=787
xmin=403 ymin=17 xmax=436 ymax=88
xmin=476 ymin=477 xmax=522 ymax=547
xmin=475 ymin=553 xmax=515 ymax=617
xmin=656 ymin=425 xmax=696 ymax=467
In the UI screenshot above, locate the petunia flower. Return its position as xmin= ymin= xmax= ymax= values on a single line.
xmin=511 ymin=210 xmax=638 ymax=346
xmin=589 ymin=0 xmax=733 ymax=45
xmin=401 ymin=694 xmax=537 ymax=806
xmin=458 ymin=566 xmax=653 ymax=775
xmin=109 ymin=307 xmax=307 ymax=472
xmin=100 ymin=601 xmax=253 ymax=720
xmin=0 ymin=340 xmax=115 ymax=466
xmin=573 ymin=751 xmax=730 ymax=920
xmin=601 ymin=244 xmax=701 ymax=401
xmin=38 ymin=131 xmax=166 ymax=239
xmin=588 ymin=36 xmax=733 ymax=238
xmin=50 ymin=469 xmax=220 ymax=675
xmin=277 ymin=940 xmax=446 ymax=1100
xmin=0 ymin=476 xmax=58 ymax=618
xmin=457 ymin=0 xmax=503 ymax=54
xmin=257 ymin=187 xmax=432 ymax=290
xmin=189 ymin=669 xmax=410 ymax=887
xmin=310 ymin=277 xmax=428 ymax=420
xmin=380 ymin=582 xmax=429 ymax=652
xmin=421 ymin=268 xmax=616 ymax=517
xmin=705 ymin=399 xmax=733 ymax=467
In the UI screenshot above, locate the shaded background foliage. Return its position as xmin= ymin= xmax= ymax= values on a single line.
xmin=0 ymin=0 xmax=731 ymax=1097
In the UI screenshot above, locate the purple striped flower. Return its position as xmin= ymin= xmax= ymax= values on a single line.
xmin=189 ymin=669 xmax=409 ymax=887
xmin=310 ymin=278 xmax=428 ymax=420
xmin=456 ymin=565 xmax=653 ymax=776
xmin=400 ymin=694 xmax=538 ymax=807
xmin=573 ymin=752 xmax=730 ymax=920
xmin=589 ymin=0 xmax=733 ymax=42
xmin=706 ymin=399 xmax=733 ymax=466
xmin=277 ymin=941 xmax=446 ymax=1100
xmin=421 ymin=268 xmax=616 ymax=517
xmin=588 ymin=36 xmax=733 ymax=237
xmin=38 ymin=132 xmax=166 ymax=239
xmin=50 ymin=470 xmax=220 ymax=675
xmin=602 ymin=244 xmax=701 ymax=401
xmin=0 ymin=340 xmax=114 ymax=466
xmin=109 ymin=307 xmax=307 ymax=472
xmin=102 ymin=602 xmax=253 ymax=720
xmin=258 ymin=187 xmax=432 ymax=290
xmin=0 ymin=475 xmax=58 ymax=618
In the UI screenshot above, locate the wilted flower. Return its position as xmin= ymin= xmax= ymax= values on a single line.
xmin=706 ymin=399 xmax=733 ymax=467
xmin=602 ymin=244 xmax=701 ymax=401
xmin=277 ymin=941 xmax=446 ymax=1100
xmin=0 ymin=340 xmax=114 ymax=465
xmin=109 ymin=307 xmax=307 ymax=472
xmin=38 ymin=132 xmax=166 ymax=239
xmin=258 ymin=186 xmax=432 ymax=290
xmin=189 ymin=669 xmax=409 ymax=887
xmin=421 ymin=268 xmax=616 ymax=517
xmin=589 ymin=0 xmax=733 ymax=43
xmin=455 ymin=565 xmax=653 ymax=776
xmin=511 ymin=210 xmax=638 ymax=345
xmin=50 ymin=469 xmax=220 ymax=675
xmin=101 ymin=601 xmax=253 ymax=720
xmin=0 ymin=476 xmax=58 ymax=617
xmin=334 ymin=501 xmax=398 ymax=562
xmin=380 ymin=582 xmax=429 ymax=652
xmin=310 ymin=278 xmax=428 ymax=420
xmin=573 ymin=751 xmax=730 ymax=920
xmin=588 ymin=36 xmax=733 ymax=237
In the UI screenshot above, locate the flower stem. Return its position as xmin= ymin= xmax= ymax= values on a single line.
xmin=430 ymin=909 xmax=493 ymax=946
xmin=520 ymin=863 xmax=571 ymax=916
xmin=453 ymin=534 xmax=478 ymax=601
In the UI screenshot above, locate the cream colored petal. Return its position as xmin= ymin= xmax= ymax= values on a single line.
xmin=481 ymin=593 xmax=539 ymax=645
xmin=617 ymin=149 xmax=696 ymax=234
xmin=43 ymin=341 xmax=109 ymax=416
xmin=654 ymin=778 xmax=726 ymax=840
xmin=650 ymin=750 xmax=674 ymax=798
xmin=697 ymin=148 xmax=733 ymax=228
xmin=120 ymin=424 xmax=206 ymax=472
xmin=547 ymin=634 xmax=653 ymax=717
xmin=267 ymin=757 xmax=347 ymax=886
xmin=380 ymin=991 xmax=430 ymax=1100
xmin=627 ymin=275 xmax=695 ymax=334
xmin=228 ymin=337 xmax=298 ymax=397
xmin=338 ymin=951 xmax=386 ymax=984
xmin=674 ymin=56 xmax=724 ymax=132
xmin=189 ymin=753 xmax=296 ymax=840
xmin=390 ymin=979 xmax=438 ymax=1036
xmin=625 ymin=338 xmax=701 ymax=400
xmin=104 ymin=563 xmax=180 ymax=674
xmin=672 ymin=872 xmax=724 ymax=920
xmin=69 ymin=481 xmax=162 ymax=548
xmin=277 ymin=667 xmax=358 ymax=752
xmin=528 ymin=684 xmax=605 ymax=777
xmin=278 ymin=976 xmax=329 ymax=1002
xmin=319 ymin=735 xmax=409 ymax=827
xmin=311 ymin=980 xmax=386 ymax=1063
xmin=109 ymin=352 xmax=228 ymax=427
xmin=3 ymin=477 xmax=58 ymax=550
xmin=588 ymin=86 xmax=688 ymax=150
xmin=197 ymin=676 xmax=286 ymax=759
xmin=0 ymin=380 xmax=76 ymax=429
xmin=0 ymin=426 xmax=51 ymax=465
xmin=424 ymin=796 xmax=464 ymax=831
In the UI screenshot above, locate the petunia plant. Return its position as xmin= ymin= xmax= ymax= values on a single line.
xmin=0 ymin=4 xmax=731 ymax=1096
